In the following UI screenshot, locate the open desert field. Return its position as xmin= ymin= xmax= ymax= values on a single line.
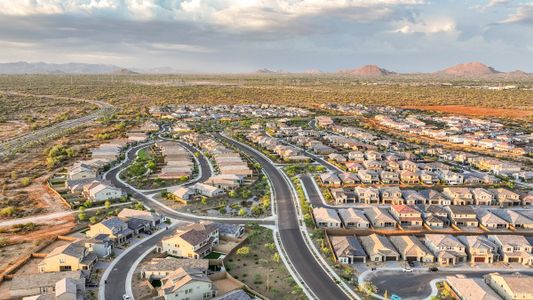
xmin=403 ymin=105 xmax=533 ymax=119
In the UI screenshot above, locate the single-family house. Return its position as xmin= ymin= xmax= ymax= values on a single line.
xmin=447 ymin=205 xmax=479 ymax=228
xmin=389 ymin=235 xmax=434 ymax=262
xmin=313 ymin=207 xmax=341 ymax=228
xmin=390 ymin=205 xmax=423 ymax=227
xmin=485 ymin=272 xmax=533 ymax=300
xmin=363 ymin=207 xmax=397 ymax=229
xmin=380 ymin=187 xmax=403 ymax=205
xmin=488 ymin=235 xmax=533 ymax=265
xmin=158 ymin=267 xmax=216 ymax=300
xmin=355 ymin=187 xmax=380 ymax=204
xmin=424 ymin=234 xmax=467 ymax=266
xmin=490 ymin=188 xmax=521 ymax=207
xmin=330 ymin=236 xmax=367 ymax=264
xmin=360 ymin=234 xmax=399 ymax=262
xmin=457 ymin=235 xmax=498 ymax=264
xmin=477 ymin=209 xmax=509 ymax=230
xmin=158 ymin=222 xmax=219 ymax=259
xmin=38 ymin=241 xmax=97 ymax=273
xmin=338 ymin=208 xmax=370 ymax=228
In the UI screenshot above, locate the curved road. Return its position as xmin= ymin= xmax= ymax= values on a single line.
xmin=103 ymin=138 xmax=275 ymax=300
xmin=0 ymin=91 xmax=115 ymax=157
xmin=217 ymin=133 xmax=351 ymax=300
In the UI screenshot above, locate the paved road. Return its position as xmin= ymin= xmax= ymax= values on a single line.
xmin=218 ymin=133 xmax=351 ymax=300
xmin=104 ymin=223 xmax=187 ymax=300
xmin=0 ymin=91 xmax=115 ymax=157
xmin=300 ymin=174 xmax=328 ymax=208
xmin=105 ymin=141 xmax=270 ymax=225
xmin=367 ymin=269 xmax=533 ymax=300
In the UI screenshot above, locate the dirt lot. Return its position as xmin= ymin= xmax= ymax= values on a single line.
xmin=0 ymin=121 xmax=28 ymax=141
xmin=403 ymin=105 xmax=533 ymax=119
xmin=224 ymin=225 xmax=306 ymax=300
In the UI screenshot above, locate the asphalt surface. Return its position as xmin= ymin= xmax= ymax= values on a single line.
xmin=300 ymin=174 xmax=328 ymax=208
xmin=218 ymin=134 xmax=351 ymax=300
xmin=105 ymin=140 xmax=270 ymax=225
xmin=0 ymin=92 xmax=114 ymax=157
xmin=103 ymin=139 xmax=274 ymax=299
xmin=367 ymin=269 xmax=533 ymax=300
xmin=103 ymin=222 xmax=187 ymax=300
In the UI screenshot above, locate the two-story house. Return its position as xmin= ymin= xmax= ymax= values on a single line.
xmin=158 ymin=222 xmax=219 ymax=259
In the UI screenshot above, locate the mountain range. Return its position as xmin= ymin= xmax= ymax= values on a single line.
xmin=0 ymin=61 xmax=530 ymax=76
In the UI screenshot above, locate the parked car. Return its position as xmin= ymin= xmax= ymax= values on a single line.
xmin=123 ymin=295 xmax=130 ymax=300
xmin=429 ymin=267 xmax=439 ymax=272
xmin=402 ymin=268 xmax=413 ymax=272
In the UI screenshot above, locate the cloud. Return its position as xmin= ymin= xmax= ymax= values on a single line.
xmin=500 ymin=3 xmax=533 ymax=24
xmin=392 ymin=17 xmax=457 ymax=34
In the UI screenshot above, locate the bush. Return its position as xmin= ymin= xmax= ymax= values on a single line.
xmin=20 ymin=177 xmax=32 ymax=187
xmin=0 ymin=207 xmax=16 ymax=217
xmin=236 ymin=246 xmax=251 ymax=256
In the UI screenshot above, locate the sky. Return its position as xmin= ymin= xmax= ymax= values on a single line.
xmin=0 ymin=0 xmax=532 ymax=73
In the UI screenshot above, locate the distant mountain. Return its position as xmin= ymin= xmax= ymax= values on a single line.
xmin=338 ymin=64 xmax=396 ymax=76
xmin=112 ymin=68 xmax=139 ymax=75
xmin=506 ymin=70 xmax=530 ymax=77
xmin=438 ymin=62 xmax=499 ymax=76
xmin=0 ymin=61 xmax=122 ymax=74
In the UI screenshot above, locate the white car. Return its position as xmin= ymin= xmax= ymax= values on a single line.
xmin=123 ymin=295 xmax=131 ymax=300
xmin=402 ymin=268 xmax=413 ymax=272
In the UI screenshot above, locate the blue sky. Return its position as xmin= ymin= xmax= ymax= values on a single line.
xmin=0 ymin=0 xmax=531 ymax=72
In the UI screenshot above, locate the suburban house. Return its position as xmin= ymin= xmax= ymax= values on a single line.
xmin=354 ymin=187 xmax=380 ymax=204
xmin=490 ymin=188 xmax=522 ymax=207
xmin=67 ymin=161 xmax=100 ymax=181
xmin=158 ymin=222 xmax=219 ymax=259
xmin=214 ymin=223 xmax=245 ymax=239
xmin=424 ymin=234 xmax=467 ymax=266
xmin=331 ymin=188 xmax=357 ymax=204
xmin=446 ymin=276 xmax=501 ymax=300
xmin=339 ymin=172 xmax=360 ymax=185
xmin=485 ymin=272 xmax=533 ymax=300
xmin=380 ymin=187 xmax=403 ymax=205
xmin=82 ymin=180 xmax=123 ymax=202
xmin=158 ymin=267 xmax=216 ymax=300
xmin=401 ymin=190 xmax=427 ymax=205
xmin=400 ymin=170 xmax=419 ymax=184
xmin=117 ymin=208 xmax=163 ymax=229
xmin=493 ymin=210 xmax=533 ymax=229
xmin=85 ymin=217 xmax=134 ymax=243
xmin=443 ymin=188 xmax=474 ymax=205
xmin=363 ymin=207 xmax=397 ymax=229
xmin=476 ymin=209 xmax=509 ymax=230
xmin=419 ymin=189 xmax=450 ymax=206
xmin=360 ymin=234 xmax=400 ymax=262
xmin=38 ymin=241 xmax=97 ymax=273
xmin=389 ymin=235 xmax=434 ymax=263
xmin=141 ymin=257 xmax=209 ymax=280
xmin=457 ymin=235 xmax=499 ymax=264
xmin=84 ymin=234 xmax=113 ymax=258
xmin=337 ymin=208 xmax=370 ymax=228
xmin=320 ymin=172 xmax=341 ymax=186
xmin=488 ymin=235 xmax=533 ymax=265
xmin=330 ymin=236 xmax=367 ymax=264
xmin=420 ymin=205 xmax=449 ymax=229
xmin=313 ymin=207 xmax=342 ymax=228
xmin=86 ymin=217 xmax=133 ymax=243
xmin=471 ymin=188 xmax=495 ymax=206
xmin=446 ymin=205 xmax=479 ymax=228
xmin=390 ymin=205 xmax=423 ymax=228
xmin=9 ymin=271 xmax=85 ymax=299
xmin=379 ymin=171 xmax=400 ymax=184
xmin=357 ymin=170 xmax=379 ymax=184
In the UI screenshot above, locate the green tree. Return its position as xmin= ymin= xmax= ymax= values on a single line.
xmin=78 ymin=213 xmax=87 ymax=221
xmin=89 ymin=216 xmax=98 ymax=224
xmin=104 ymin=200 xmax=111 ymax=209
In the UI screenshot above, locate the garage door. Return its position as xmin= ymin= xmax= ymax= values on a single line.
xmin=406 ymin=256 xmax=418 ymax=262
xmin=509 ymin=258 xmax=520 ymax=263
xmin=353 ymin=257 xmax=365 ymax=262
xmin=386 ymin=256 xmax=397 ymax=261
xmin=474 ymin=257 xmax=485 ymax=263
